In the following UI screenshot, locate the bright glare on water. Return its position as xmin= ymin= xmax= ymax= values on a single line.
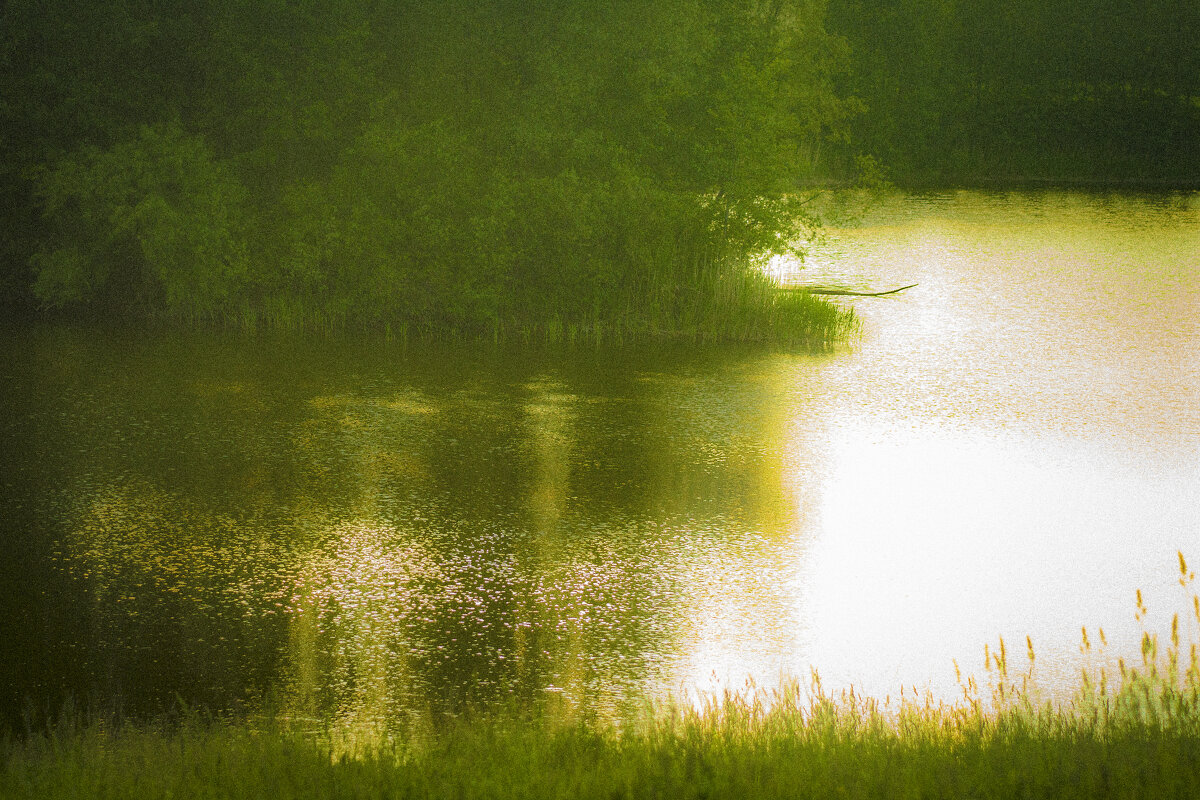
xmin=1 ymin=191 xmax=1197 ymax=730
xmin=767 ymin=190 xmax=1200 ymax=702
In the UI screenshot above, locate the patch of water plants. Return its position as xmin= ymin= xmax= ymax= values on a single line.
xmin=5 ymin=554 xmax=1199 ymax=799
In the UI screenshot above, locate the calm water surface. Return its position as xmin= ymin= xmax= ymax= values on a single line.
xmin=2 ymin=191 xmax=1198 ymax=729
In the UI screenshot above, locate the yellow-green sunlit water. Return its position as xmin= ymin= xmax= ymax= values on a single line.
xmin=0 ymin=191 xmax=1196 ymax=734
xmin=760 ymin=190 xmax=1200 ymax=704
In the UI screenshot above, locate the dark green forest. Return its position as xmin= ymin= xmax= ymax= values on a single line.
xmin=0 ymin=0 xmax=856 ymax=339
xmin=827 ymin=0 xmax=1200 ymax=185
xmin=1 ymin=0 xmax=1196 ymax=334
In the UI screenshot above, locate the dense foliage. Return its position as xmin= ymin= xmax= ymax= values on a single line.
xmin=0 ymin=0 xmax=856 ymax=338
xmin=826 ymin=0 xmax=1200 ymax=184
xmin=5 ymin=2 xmax=1196 ymax=329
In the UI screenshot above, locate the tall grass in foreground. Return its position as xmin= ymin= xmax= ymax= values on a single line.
xmin=4 ymin=555 xmax=1198 ymax=800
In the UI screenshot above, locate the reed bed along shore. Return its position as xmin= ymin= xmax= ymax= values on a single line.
xmin=4 ymin=566 xmax=1197 ymax=800
xmin=144 ymin=267 xmax=859 ymax=349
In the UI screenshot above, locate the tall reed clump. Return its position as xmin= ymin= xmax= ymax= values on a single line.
xmin=479 ymin=267 xmax=859 ymax=348
xmin=132 ymin=252 xmax=858 ymax=349
xmin=4 ymin=554 xmax=1198 ymax=800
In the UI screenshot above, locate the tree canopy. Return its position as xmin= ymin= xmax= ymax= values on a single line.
xmin=826 ymin=0 xmax=1200 ymax=184
xmin=0 ymin=0 xmax=856 ymax=339
xmin=5 ymin=0 xmax=1191 ymax=331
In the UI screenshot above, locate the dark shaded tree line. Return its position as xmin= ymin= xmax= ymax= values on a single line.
xmin=0 ymin=0 xmax=856 ymax=336
xmin=825 ymin=0 xmax=1200 ymax=185
xmin=5 ymin=1 xmax=1193 ymax=329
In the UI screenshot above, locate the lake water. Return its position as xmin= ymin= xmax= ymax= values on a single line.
xmin=2 ymin=191 xmax=1198 ymax=730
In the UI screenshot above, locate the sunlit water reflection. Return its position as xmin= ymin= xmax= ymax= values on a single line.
xmin=1 ymin=191 xmax=1197 ymax=729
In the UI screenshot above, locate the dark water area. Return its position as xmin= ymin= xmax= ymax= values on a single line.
xmin=0 ymin=330 xmax=812 ymax=728
xmin=2 ymin=191 xmax=1198 ymax=734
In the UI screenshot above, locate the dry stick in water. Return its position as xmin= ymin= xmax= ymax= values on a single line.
xmin=802 ymin=283 xmax=919 ymax=297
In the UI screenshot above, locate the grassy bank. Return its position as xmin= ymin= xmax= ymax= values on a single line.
xmin=5 ymin=657 xmax=1198 ymax=799
xmin=6 ymin=561 xmax=1196 ymax=799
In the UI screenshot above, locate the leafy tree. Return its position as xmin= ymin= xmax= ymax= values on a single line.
xmin=32 ymin=124 xmax=248 ymax=315
xmin=3 ymin=0 xmax=859 ymax=339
